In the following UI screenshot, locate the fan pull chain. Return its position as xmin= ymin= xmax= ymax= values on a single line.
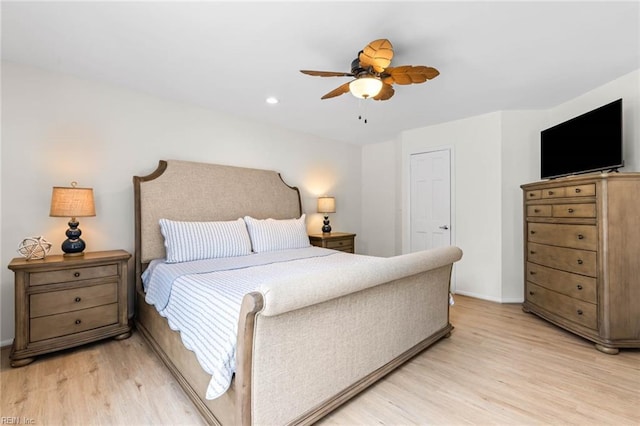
xmin=358 ymin=99 xmax=369 ymax=124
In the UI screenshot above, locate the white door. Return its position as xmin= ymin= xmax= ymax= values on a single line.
xmin=410 ymin=149 xmax=451 ymax=252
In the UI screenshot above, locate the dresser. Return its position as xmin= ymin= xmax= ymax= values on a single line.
xmin=8 ymin=250 xmax=131 ymax=367
xmin=521 ymin=173 xmax=640 ymax=354
xmin=308 ymin=232 xmax=356 ymax=253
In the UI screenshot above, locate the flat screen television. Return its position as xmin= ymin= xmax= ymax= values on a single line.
xmin=541 ymin=99 xmax=623 ymax=179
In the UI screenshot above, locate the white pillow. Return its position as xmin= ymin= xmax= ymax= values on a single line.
xmin=159 ymin=218 xmax=252 ymax=263
xmin=244 ymin=214 xmax=311 ymax=253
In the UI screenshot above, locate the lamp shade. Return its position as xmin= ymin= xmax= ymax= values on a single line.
xmin=317 ymin=196 xmax=336 ymax=214
xmin=349 ymin=77 xmax=383 ymax=99
xmin=50 ymin=183 xmax=96 ymax=218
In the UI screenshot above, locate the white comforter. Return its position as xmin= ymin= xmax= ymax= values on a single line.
xmin=142 ymin=247 xmax=371 ymax=399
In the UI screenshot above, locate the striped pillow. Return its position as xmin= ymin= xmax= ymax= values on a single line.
xmin=159 ymin=218 xmax=252 ymax=263
xmin=244 ymin=214 xmax=311 ymax=253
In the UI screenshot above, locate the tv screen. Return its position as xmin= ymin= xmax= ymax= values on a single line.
xmin=541 ymin=99 xmax=623 ymax=179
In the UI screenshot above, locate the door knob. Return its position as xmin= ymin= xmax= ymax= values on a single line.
xmin=439 ymin=225 xmax=449 ymax=230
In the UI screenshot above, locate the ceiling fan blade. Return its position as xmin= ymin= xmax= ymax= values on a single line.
xmin=321 ymin=81 xmax=352 ymax=99
xmin=359 ymin=39 xmax=394 ymax=73
xmin=382 ymin=65 xmax=440 ymax=85
xmin=372 ymin=83 xmax=395 ymax=101
xmin=300 ymin=70 xmax=353 ymax=77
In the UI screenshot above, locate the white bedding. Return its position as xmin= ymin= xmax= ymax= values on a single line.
xmin=142 ymin=246 xmax=374 ymax=399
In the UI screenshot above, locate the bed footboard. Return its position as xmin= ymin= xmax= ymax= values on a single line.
xmin=236 ymin=246 xmax=462 ymax=425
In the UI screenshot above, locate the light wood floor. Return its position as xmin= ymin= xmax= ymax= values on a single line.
xmin=2 ymin=295 xmax=638 ymax=425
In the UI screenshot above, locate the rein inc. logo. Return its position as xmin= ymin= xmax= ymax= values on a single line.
xmin=1 ymin=418 xmax=35 ymax=425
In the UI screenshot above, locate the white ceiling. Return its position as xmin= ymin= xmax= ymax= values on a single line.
xmin=2 ymin=1 xmax=639 ymax=145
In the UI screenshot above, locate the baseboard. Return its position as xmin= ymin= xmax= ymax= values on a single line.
xmin=454 ymin=290 xmax=523 ymax=304
xmin=1 ymin=338 xmax=13 ymax=349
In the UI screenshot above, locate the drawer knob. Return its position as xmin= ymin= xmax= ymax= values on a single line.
xmin=576 ymin=309 xmax=583 ymax=315
xmin=534 ymin=209 xmax=540 ymax=213
xmin=568 ymin=208 xmax=574 ymax=213
xmin=577 ymin=259 xmax=583 ymax=265
xmin=529 ymin=291 xmax=534 ymax=296
xmin=529 ymin=271 xmax=536 ymax=275
xmin=548 ymin=191 xmax=554 ymax=195
xmin=530 ymin=230 xmax=536 ymax=235
xmin=530 ymin=250 xmax=536 ymax=255
xmin=74 ymin=272 xmax=81 ymax=278
xmin=577 ymin=234 xmax=584 ymax=240
xmin=576 ymin=284 xmax=583 ymax=290
xmin=575 ymin=188 xmax=581 ymax=193
xmin=74 ymin=297 xmax=81 ymax=303
xmin=75 ymin=319 xmax=82 ymax=325
xmin=529 ymin=193 xmax=534 ymax=197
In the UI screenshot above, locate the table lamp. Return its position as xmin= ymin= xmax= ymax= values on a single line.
xmin=49 ymin=182 xmax=96 ymax=256
xmin=317 ymin=196 xmax=336 ymax=234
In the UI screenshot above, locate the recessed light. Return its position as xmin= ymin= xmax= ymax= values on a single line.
xmin=266 ymin=97 xmax=279 ymax=104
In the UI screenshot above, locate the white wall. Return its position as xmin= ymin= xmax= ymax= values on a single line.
xmin=360 ymin=139 xmax=399 ymax=257
xmin=0 ymin=62 xmax=362 ymax=345
xmin=549 ymin=70 xmax=640 ymax=172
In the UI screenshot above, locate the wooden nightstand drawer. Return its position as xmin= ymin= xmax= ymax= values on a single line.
xmin=29 ymin=264 xmax=118 ymax=286
xmin=308 ymin=232 xmax=356 ymax=254
xmin=325 ymin=239 xmax=353 ymax=250
xmin=30 ymin=282 xmax=117 ymax=318
xmin=30 ymin=303 xmax=119 ymax=342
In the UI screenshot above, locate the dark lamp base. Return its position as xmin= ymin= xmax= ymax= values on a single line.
xmin=321 ymin=215 xmax=332 ymax=233
xmin=61 ymin=219 xmax=86 ymax=255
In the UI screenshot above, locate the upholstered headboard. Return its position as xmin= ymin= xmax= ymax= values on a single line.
xmin=133 ymin=160 xmax=302 ymax=289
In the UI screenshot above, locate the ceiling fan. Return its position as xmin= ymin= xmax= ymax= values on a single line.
xmin=300 ymin=39 xmax=439 ymax=101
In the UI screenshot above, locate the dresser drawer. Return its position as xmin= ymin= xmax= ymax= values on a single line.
xmin=30 ymin=283 xmax=117 ymax=318
xmin=526 ymin=190 xmax=542 ymax=200
xmin=528 ymin=223 xmax=597 ymax=250
xmin=552 ymin=203 xmax=596 ymax=218
xmin=526 ymin=282 xmax=597 ymax=330
xmin=30 ymin=303 xmax=119 ymax=342
xmin=527 ymin=242 xmax=597 ymax=277
xmin=526 ymin=262 xmax=596 ymax=303
xmin=565 ymin=184 xmax=596 ymax=197
xmin=541 ymin=187 xmax=566 ymax=198
xmin=29 ymin=264 xmax=118 ymax=286
xmin=527 ymin=205 xmax=552 ymax=217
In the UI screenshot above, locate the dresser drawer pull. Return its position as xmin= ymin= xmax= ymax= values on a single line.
xmin=74 ymin=297 xmax=82 ymax=303
xmin=576 ymin=309 xmax=583 ymax=315
xmin=577 ymin=259 xmax=583 ymax=265
xmin=529 ymin=193 xmax=535 ymax=197
xmin=530 ymin=250 xmax=536 ymax=254
xmin=530 ymin=230 xmax=536 ymax=235
xmin=548 ymin=191 xmax=554 ymax=195
xmin=75 ymin=319 xmax=82 ymax=325
xmin=575 ymin=188 xmax=581 ymax=193
xmin=534 ymin=208 xmax=540 ymax=213
xmin=74 ymin=272 xmax=81 ymax=278
xmin=576 ymin=284 xmax=583 ymax=290
xmin=577 ymin=234 xmax=584 ymax=240
xmin=568 ymin=208 xmax=574 ymax=213
xmin=529 ymin=291 xmax=534 ymax=296
xmin=529 ymin=271 xmax=536 ymax=275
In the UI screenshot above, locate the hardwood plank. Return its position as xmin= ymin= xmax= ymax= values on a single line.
xmin=1 ymin=295 xmax=638 ymax=425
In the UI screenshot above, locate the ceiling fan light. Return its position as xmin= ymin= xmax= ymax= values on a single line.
xmin=349 ymin=77 xmax=383 ymax=99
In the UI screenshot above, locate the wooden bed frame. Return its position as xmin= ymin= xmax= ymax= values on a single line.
xmin=133 ymin=159 xmax=462 ymax=425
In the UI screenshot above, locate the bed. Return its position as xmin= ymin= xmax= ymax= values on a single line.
xmin=133 ymin=159 xmax=463 ymax=425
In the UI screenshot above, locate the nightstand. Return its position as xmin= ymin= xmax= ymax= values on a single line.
xmin=308 ymin=232 xmax=356 ymax=253
xmin=8 ymin=250 xmax=131 ymax=367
